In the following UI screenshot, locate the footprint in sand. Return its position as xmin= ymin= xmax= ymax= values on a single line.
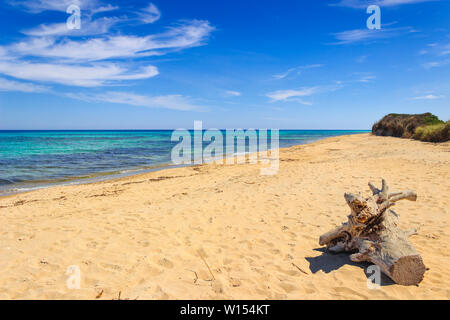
xmin=138 ymin=240 xmax=150 ymax=247
xmin=100 ymin=263 xmax=122 ymax=271
xmin=279 ymin=282 xmax=298 ymax=293
xmin=158 ymin=258 xmax=174 ymax=269
xmin=332 ymin=287 xmax=368 ymax=299
xmin=146 ymin=266 xmax=164 ymax=276
xmin=229 ymin=277 xmax=241 ymax=287
xmin=86 ymin=241 xmax=98 ymax=248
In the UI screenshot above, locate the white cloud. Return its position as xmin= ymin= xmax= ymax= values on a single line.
xmin=266 ymin=87 xmax=319 ymax=104
xmin=137 ymin=3 xmax=161 ymax=24
xmin=7 ymin=0 xmax=100 ymax=13
xmin=357 ymin=74 xmax=376 ymax=82
xmin=0 ymin=61 xmax=158 ymax=87
xmin=22 ymin=17 xmax=121 ymax=37
xmin=418 ymin=41 xmax=450 ymax=56
xmin=68 ymin=92 xmax=206 ymax=111
xmin=0 ymin=1 xmax=215 ymax=114
xmin=356 ymin=55 xmax=368 ymax=63
xmin=439 ymin=43 xmax=450 ymax=56
xmin=411 ymin=94 xmax=445 ymax=100
xmin=332 ymin=27 xmax=414 ymax=45
xmin=225 ymin=90 xmax=241 ymax=97
xmin=273 ymin=68 xmax=298 ymax=80
xmin=91 ymin=4 xmax=119 ymax=15
xmin=266 ymin=83 xmax=344 ymax=104
xmin=332 ymin=0 xmax=438 ymax=8
xmin=0 ymin=19 xmax=214 ymax=88
xmin=0 ymin=77 xmax=48 ymax=92
xmin=422 ymin=59 xmax=450 ymax=69
xmin=272 ymin=64 xmax=323 ymax=80
xmin=0 ymin=47 xmax=7 ymax=59
xmin=5 ymin=20 xmax=214 ymax=62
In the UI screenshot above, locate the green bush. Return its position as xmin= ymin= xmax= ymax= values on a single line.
xmin=413 ymin=121 xmax=450 ymax=142
xmin=422 ymin=114 xmax=444 ymax=126
xmin=373 ymin=113 xmax=449 ymax=142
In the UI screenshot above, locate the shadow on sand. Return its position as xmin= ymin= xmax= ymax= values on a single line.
xmin=305 ymin=247 xmax=395 ymax=286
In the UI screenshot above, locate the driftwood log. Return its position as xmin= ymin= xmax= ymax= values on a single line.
xmin=319 ymin=179 xmax=426 ymax=285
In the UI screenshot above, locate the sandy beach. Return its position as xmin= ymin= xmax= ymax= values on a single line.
xmin=0 ymin=133 xmax=448 ymax=300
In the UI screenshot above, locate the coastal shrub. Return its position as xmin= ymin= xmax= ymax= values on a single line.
xmin=413 ymin=121 xmax=450 ymax=142
xmin=372 ymin=112 xmax=446 ymax=140
xmin=422 ymin=114 xmax=444 ymax=126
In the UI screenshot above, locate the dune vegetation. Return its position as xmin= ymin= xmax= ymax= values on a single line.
xmin=372 ymin=113 xmax=449 ymax=142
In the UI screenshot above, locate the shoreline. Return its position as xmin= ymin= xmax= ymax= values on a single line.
xmin=0 ymin=162 xmax=184 ymax=198
xmin=0 ymin=132 xmax=363 ymax=198
xmin=0 ymin=133 xmax=448 ymax=299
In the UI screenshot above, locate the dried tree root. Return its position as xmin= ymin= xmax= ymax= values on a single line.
xmin=319 ymin=179 xmax=426 ymax=286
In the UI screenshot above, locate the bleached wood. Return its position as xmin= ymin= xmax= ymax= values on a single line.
xmin=319 ymin=180 xmax=426 ymax=285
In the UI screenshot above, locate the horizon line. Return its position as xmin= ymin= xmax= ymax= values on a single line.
xmin=0 ymin=128 xmax=371 ymax=131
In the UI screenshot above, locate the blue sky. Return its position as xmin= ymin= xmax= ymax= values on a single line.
xmin=0 ymin=0 xmax=449 ymax=129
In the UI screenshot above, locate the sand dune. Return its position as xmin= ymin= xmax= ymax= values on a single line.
xmin=0 ymin=133 xmax=449 ymax=299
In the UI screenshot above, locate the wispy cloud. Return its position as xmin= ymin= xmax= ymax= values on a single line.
xmin=0 ymin=61 xmax=158 ymax=87
xmin=332 ymin=0 xmax=438 ymax=9
xmin=22 ymin=17 xmax=122 ymax=37
xmin=67 ymin=92 xmax=206 ymax=111
xmin=19 ymin=2 xmax=160 ymax=37
xmin=7 ymin=0 xmax=101 ymax=13
xmin=266 ymin=87 xmax=319 ymax=104
xmin=0 ymin=1 xmax=214 ymax=94
xmin=91 ymin=4 xmax=119 ymax=15
xmin=0 ymin=77 xmax=48 ymax=92
xmin=137 ymin=3 xmax=161 ymax=24
xmin=266 ymin=83 xmax=345 ymax=104
xmin=435 ymin=43 xmax=450 ymax=56
xmin=411 ymin=94 xmax=445 ymax=100
xmin=272 ymin=64 xmax=323 ymax=80
xmin=422 ymin=59 xmax=450 ymax=69
xmin=272 ymin=68 xmax=297 ymax=80
xmin=225 ymin=90 xmax=242 ymax=97
xmin=418 ymin=40 xmax=450 ymax=69
xmin=5 ymin=20 xmax=214 ymax=62
xmin=356 ymin=55 xmax=368 ymax=63
xmin=331 ymin=27 xmax=415 ymax=45
xmin=356 ymin=74 xmax=376 ymax=82
xmin=418 ymin=41 xmax=450 ymax=56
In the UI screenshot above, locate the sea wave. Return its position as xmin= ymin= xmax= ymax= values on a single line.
xmin=0 ymin=178 xmax=14 ymax=185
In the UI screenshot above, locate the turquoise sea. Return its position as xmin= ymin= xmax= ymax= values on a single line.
xmin=0 ymin=130 xmax=368 ymax=194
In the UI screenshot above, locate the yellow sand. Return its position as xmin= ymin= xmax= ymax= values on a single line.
xmin=0 ymin=133 xmax=449 ymax=300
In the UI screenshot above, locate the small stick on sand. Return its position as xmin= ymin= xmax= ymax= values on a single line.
xmin=292 ymin=262 xmax=308 ymax=275
xmin=113 ymin=290 xmax=138 ymax=300
xmin=95 ymin=289 xmax=103 ymax=299
xmin=186 ymin=269 xmax=199 ymax=284
xmin=198 ymin=251 xmax=215 ymax=280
